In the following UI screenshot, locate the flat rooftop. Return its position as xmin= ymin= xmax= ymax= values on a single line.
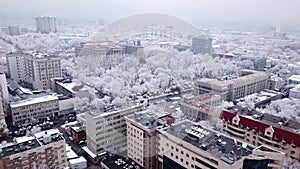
xmin=162 ymin=120 xmax=254 ymax=164
xmin=10 ymin=93 xmax=58 ymax=108
xmin=34 ymin=128 xmax=64 ymax=145
xmin=235 ymin=90 xmax=282 ymax=105
xmin=127 ymin=111 xmax=160 ymax=129
xmin=56 ymin=79 xmax=89 ymax=94
xmin=0 ymin=137 xmax=40 ymax=159
xmin=101 ymin=153 xmax=142 ymax=169
xmin=182 ymin=93 xmax=221 ymax=112
xmin=288 ymin=75 xmax=300 ymax=82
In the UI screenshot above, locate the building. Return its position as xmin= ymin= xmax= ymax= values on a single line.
xmin=100 ymin=153 xmax=143 ymax=169
xmin=75 ymin=41 xmax=124 ymax=57
xmin=268 ymin=75 xmax=286 ymax=91
xmin=125 ymin=111 xmax=174 ymax=169
xmin=85 ymin=105 xmax=144 ymax=155
xmin=7 ymin=26 xmax=20 ymax=36
xmin=0 ymin=73 xmax=8 ymax=120
xmin=180 ymin=93 xmax=221 ymax=122
xmin=51 ymin=79 xmax=90 ymax=98
xmin=240 ymin=56 xmax=267 ymax=71
xmin=234 ymin=89 xmax=282 ymax=109
xmin=157 ymin=120 xmax=285 ymax=169
xmin=9 ymin=93 xmax=59 ymax=125
xmin=0 ymin=129 xmax=68 ymax=169
xmin=195 ymin=69 xmax=270 ymax=101
xmin=6 ymin=53 xmax=62 ymax=90
xmin=288 ymin=75 xmax=300 ymax=85
xmin=220 ymin=105 xmax=300 ymax=161
xmin=35 ymin=16 xmax=57 ymax=34
xmin=191 ymin=35 xmax=213 ymax=55
xmin=69 ymin=156 xmax=87 ymax=169
xmin=289 ymin=84 xmax=300 ymax=99
xmin=70 ymin=124 xmax=86 ymax=144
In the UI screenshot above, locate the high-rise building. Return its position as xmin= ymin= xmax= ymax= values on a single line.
xmin=8 ymin=26 xmax=20 ymax=36
xmin=195 ymin=69 xmax=270 ymax=101
xmin=240 ymin=56 xmax=267 ymax=71
xmin=35 ymin=16 xmax=57 ymax=34
xmin=125 ymin=110 xmax=174 ymax=169
xmin=192 ymin=35 xmax=213 ymax=55
xmin=0 ymin=129 xmax=68 ymax=169
xmin=157 ymin=120 xmax=285 ymax=169
xmin=220 ymin=105 xmax=300 ymax=161
xmin=85 ymin=105 xmax=144 ymax=155
xmin=6 ymin=53 xmax=62 ymax=90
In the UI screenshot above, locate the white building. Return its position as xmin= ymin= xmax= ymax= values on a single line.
xmin=192 ymin=35 xmax=212 ymax=55
xmin=289 ymin=84 xmax=300 ymax=99
xmin=35 ymin=16 xmax=57 ymax=34
xmin=6 ymin=53 xmax=62 ymax=90
xmin=288 ymin=75 xmax=300 ymax=85
xmin=85 ymin=105 xmax=144 ymax=155
xmin=69 ymin=156 xmax=87 ymax=169
xmin=9 ymin=93 xmax=59 ymax=125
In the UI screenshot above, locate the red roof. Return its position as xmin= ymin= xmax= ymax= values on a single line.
xmin=220 ymin=110 xmax=300 ymax=147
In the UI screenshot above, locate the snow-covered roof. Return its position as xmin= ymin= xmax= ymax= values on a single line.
xmin=82 ymin=146 xmax=96 ymax=158
xmin=288 ymin=75 xmax=300 ymax=82
xmin=10 ymin=94 xmax=58 ymax=108
xmin=34 ymin=128 xmax=60 ymax=139
xmin=69 ymin=156 xmax=87 ymax=165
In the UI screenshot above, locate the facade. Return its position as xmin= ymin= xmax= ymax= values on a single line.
xmin=195 ymin=69 xmax=270 ymax=101
xmin=70 ymin=124 xmax=86 ymax=144
xmin=35 ymin=16 xmax=57 ymax=34
xmin=6 ymin=53 xmax=62 ymax=90
xmin=192 ymin=35 xmax=212 ymax=55
xmin=125 ymin=111 xmax=174 ymax=169
xmin=220 ymin=105 xmax=300 ymax=161
xmin=268 ymin=75 xmax=286 ymax=91
xmin=0 ymin=129 xmax=67 ymax=169
xmin=180 ymin=93 xmax=221 ymax=122
xmin=9 ymin=94 xmax=59 ymax=125
xmin=289 ymin=84 xmax=300 ymax=99
xmin=157 ymin=120 xmax=285 ymax=169
xmin=85 ymin=105 xmax=144 ymax=155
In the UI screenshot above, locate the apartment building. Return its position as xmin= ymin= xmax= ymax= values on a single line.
xmin=9 ymin=93 xmax=59 ymax=125
xmin=192 ymin=35 xmax=213 ymax=55
xmin=157 ymin=120 xmax=285 ymax=169
xmin=180 ymin=93 xmax=221 ymax=122
xmin=6 ymin=53 xmax=62 ymax=90
xmin=289 ymin=84 xmax=300 ymax=99
xmin=0 ymin=129 xmax=67 ymax=169
xmin=125 ymin=111 xmax=174 ymax=169
xmin=85 ymin=105 xmax=144 ymax=155
xmin=195 ymin=69 xmax=270 ymax=101
xmin=220 ymin=105 xmax=300 ymax=161
xmin=35 ymin=16 xmax=57 ymax=34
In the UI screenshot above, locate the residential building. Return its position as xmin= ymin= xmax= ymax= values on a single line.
xmin=70 ymin=124 xmax=86 ymax=144
xmin=288 ymin=75 xmax=300 ymax=85
xmin=157 ymin=120 xmax=285 ymax=169
xmin=0 ymin=129 xmax=67 ymax=169
xmin=180 ymin=93 xmax=221 ymax=122
xmin=234 ymin=89 xmax=282 ymax=108
xmin=0 ymin=73 xmax=9 ymax=102
xmin=195 ymin=69 xmax=270 ymax=101
xmin=268 ymin=75 xmax=286 ymax=91
xmin=51 ymin=79 xmax=90 ymax=98
xmin=8 ymin=26 xmax=20 ymax=36
xmin=289 ymin=84 xmax=300 ymax=99
xmin=192 ymin=35 xmax=212 ymax=55
xmin=220 ymin=105 xmax=300 ymax=161
xmin=9 ymin=93 xmax=59 ymax=125
xmin=35 ymin=16 xmax=57 ymax=34
xmin=69 ymin=156 xmax=87 ymax=169
xmin=85 ymin=105 xmax=144 ymax=155
xmin=125 ymin=111 xmax=174 ymax=169
xmin=6 ymin=53 xmax=62 ymax=90
xmin=240 ymin=56 xmax=267 ymax=71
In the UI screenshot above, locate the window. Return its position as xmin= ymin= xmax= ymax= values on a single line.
xmin=181 ymin=151 xmax=184 ymax=155
xmin=186 ymin=154 xmax=189 ymax=158
xmin=175 ymin=155 xmax=178 ymax=159
xmin=186 ymin=161 xmax=189 ymax=165
xmin=176 ymin=148 xmax=178 ymax=152
xmin=171 ymin=153 xmax=173 ymax=156
xmin=267 ymin=131 xmax=271 ymax=135
xmin=181 ymin=158 xmax=183 ymax=162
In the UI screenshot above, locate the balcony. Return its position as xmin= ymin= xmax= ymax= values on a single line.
xmin=227 ymin=123 xmax=246 ymax=133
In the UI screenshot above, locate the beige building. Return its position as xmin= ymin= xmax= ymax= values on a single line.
xmin=157 ymin=120 xmax=285 ymax=169
xmin=220 ymin=105 xmax=300 ymax=161
xmin=0 ymin=129 xmax=67 ymax=169
xmin=85 ymin=105 xmax=144 ymax=155
xmin=195 ymin=69 xmax=270 ymax=101
xmin=125 ymin=110 xmax=174 ymax=169
xmin=6 ymin=53 xmax=62 ymax=90
xmin=181 ymin=93 xmax=221 ymax=122
xmin=9 ymin=94 xmax=59 ymax=125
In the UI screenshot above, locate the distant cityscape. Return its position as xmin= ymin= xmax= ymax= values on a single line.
xmin=0 ymin=12 xmax=300 ymax=169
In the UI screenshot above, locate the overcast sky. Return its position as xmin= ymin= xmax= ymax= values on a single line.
xmin=1 ymin=0 xmax=300 ymax=26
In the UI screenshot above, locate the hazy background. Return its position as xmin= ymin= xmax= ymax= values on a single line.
xmin=1 ymin=0 xmax=300 ymax=28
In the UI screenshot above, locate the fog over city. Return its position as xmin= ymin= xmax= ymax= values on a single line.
xmin=1 ymin=0 xmax=300 ymax=27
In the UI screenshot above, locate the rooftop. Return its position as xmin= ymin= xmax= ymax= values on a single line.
xmin=289 ymin=75 xmax=300 ymax=82
xmin=182 ymin=93 xmax=221 ymax=112
xmin=34 ymin=128 xmax=64 ymax=145
xmin=162 ymin=120 xmax=254 ymax=164
xmin=69 ymin=156 xmax=87 ymax=165
xmin=10 ymin=93 xmax=58 ymax=108
xmin=235 ymin=90 xmax=282 ymax=106
xmin=127 ymin=111 xmax=160 ymax=129
xmin=101 ymin=153 xmax=142 ymax=169
xmin=0 ymin=137 xmax=40 ymax=159
xmin=56 ymin=79 xmax=89 ymax=94
xmin=290 ymin=84 xmax=300 ymax=92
